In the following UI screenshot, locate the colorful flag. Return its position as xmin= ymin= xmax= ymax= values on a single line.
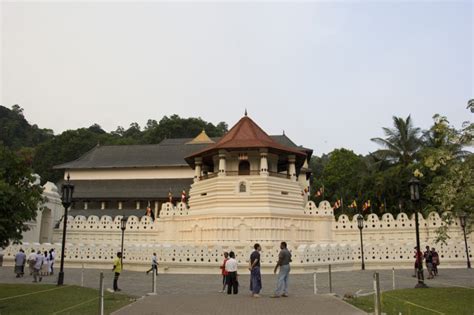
xmin=333 ymin=199 xmax=341 ymax=210
xmin=315 ymin=187 xmax=324 ymax=197
xmin=349 ymin=200 xmax=357 ymax=209
xmin=362 ymin=200 xmax=371 ymax=212
xmin=181 ymin=189 xmax=187 ymax=203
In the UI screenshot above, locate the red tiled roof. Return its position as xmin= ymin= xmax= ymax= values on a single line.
xmin=186 ymin=115 xmax=307 ymax=160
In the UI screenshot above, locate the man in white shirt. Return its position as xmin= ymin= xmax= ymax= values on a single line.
xmin=224 ymin=251 xmax=238 ymax=294
xmin=27 ymin=249 xmax=36 ymax=276
xmin=33 ymin=251 xmax=43 ymax=283
xmin=14 ymin=249 xmax=26 ymax=278
xmin=146 ymin=253 xmax=158 ymax=276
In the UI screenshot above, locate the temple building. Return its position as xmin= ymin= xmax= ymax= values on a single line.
xmin=3 ymin=114 xmax=471 ymax=272
xmin=54 ymin=114 xmax=313 ymax=219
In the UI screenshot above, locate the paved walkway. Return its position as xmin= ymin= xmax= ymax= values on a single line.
xmin=114 ymin=294 xmax=365 ymax=315
xmin=1 ymin=266 xmax=472 ymax=314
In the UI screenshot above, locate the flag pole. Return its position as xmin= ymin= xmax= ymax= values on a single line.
xmin=322 ymin=184 xmax=325 ymax=200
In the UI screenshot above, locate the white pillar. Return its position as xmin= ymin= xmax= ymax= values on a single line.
xmin=218 ymin=150 xmax=226 ymax=176
xmin=118 ymin=201 xmax=122 ymax=210
xmin=194 ymin=157 xmax=202 ymax=182
xmin=288 ymin=155 xmax=296 ymax=181
xmin=260 ymin=149 xmax=268 ymax=176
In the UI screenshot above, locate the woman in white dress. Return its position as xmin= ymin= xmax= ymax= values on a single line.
xmin=41 ymin=251 xmax=49 ymax=276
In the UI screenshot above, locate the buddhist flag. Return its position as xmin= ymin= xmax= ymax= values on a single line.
xmin=181 ymin=189 xmax=187 ymax=203
xmin=333 ymin=199 xmax=341 ymax=210
xmin=315 ymin=186 xmax=324 ymax=197
xmin=168 ymin=190 xmax=173 ymax=203
xmin=349 ymin=200 xmax=357 ymax=209
xmin=362 ymin=200 xmax=371 ymax=212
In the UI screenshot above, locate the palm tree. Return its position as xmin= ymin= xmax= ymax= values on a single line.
xmin=371 ymin=115 xmax=422 ymax=166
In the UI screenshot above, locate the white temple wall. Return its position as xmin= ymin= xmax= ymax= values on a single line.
xmin=6 ymin=200 xmax=471 ymax=274
xmin=22 ymin=181 xmax=63 ymax=244
xmin=66 ymin=166 xmax=194 ymax=180
xmin=189 ymin=176 xmax=304 ymax=214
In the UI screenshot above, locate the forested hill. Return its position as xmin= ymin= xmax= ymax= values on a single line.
xmin=0 ymin=105 xmax=54 ymax=149
xmin=0 ymin=105 xmax=228 ymax=183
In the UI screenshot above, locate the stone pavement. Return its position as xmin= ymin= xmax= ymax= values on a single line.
xmin=1 ymin=266 xmax=472 ymax=314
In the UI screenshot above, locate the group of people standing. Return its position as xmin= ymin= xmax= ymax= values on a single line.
xmin=220 ymin=241 xmax=292 ymax=298
xmin=14 ymin=248 xmax=56 ymax=282
xmin=414 ymin=245 xmax=440 ymax=279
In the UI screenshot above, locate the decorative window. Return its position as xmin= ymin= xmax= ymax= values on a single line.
xmin=238 ymin=153 xmax=248 ymax=160
xmin=239 ymin=182 xmax=247 ymax=193
xmin=238 ymin=161 xmax=250 ymax=175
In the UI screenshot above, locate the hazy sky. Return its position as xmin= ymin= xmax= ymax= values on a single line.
xmin=1 ymin=1 xmax=472 ymax=155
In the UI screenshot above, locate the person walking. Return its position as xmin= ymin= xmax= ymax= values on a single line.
xmin=112 ymin=252 xmax=123 ymax=292
xmin=49 ymin=249 xmax=56 ymax=275
xmin=41 ymin=251 xmax=49 ymax=276
xmin=225 ymin=251 xmax=238 ymax=295
xmin=219 ymin=252 xmax=229 ymax=293
xmin=413 ymin=247 xmax=424 ymax=277
xmin=146 ymin=253 xmax=158 ymax=276
xmin=272 ymin=242 xmax=292 ymax=298
xmin=431 ymin=247 xmax=440 ymax=276
xmin=27 ymin=249 xmax=36 ymax=276
xmin=424 ymin=246 xmax=434 ymax=279
xmin=249 ymin=243 xmax=262 ymax=298
xmin=14 ymin=249 xmax=26 ymax=278
xmin=32 ymin=251 xmax=43 ymax=283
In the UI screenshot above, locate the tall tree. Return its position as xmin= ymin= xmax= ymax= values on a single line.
xmin=0 ymin=145 xmax=44 ymax=247
xmin=371 ymin=115 xmax=422 ymax=166
xmin=419 ymin=113 xmax=473 ymax=237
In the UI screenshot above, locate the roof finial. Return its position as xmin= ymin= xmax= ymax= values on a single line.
xmin=283 ymin=130 xmax=285 ymax=135
xmin=244 ymin=108 xmax=247 ymax=116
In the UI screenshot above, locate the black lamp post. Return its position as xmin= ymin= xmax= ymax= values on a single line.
xmin=357 ymin=213 xmax=365 ymax=270
xmin=120 ymin=216 xmax=127 ymax=266
xmin=459 ymin=212 xmax=471 ymax=269
xmin=57 ymin=174 xmax=74 ymax=286
xmin=409 ymin=177 xmax=427 ymax=288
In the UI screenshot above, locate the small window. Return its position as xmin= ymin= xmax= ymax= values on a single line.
xmin=281 ymin=191 xmax=289 ymax=195
xmin=239 ymin=182 xmax=247 ymax=193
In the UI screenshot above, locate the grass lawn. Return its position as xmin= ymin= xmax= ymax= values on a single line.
xmin=346 ymin=287 xmax=474 ymax=315
xmin=0 ymin=284 xmax=135 ymax=315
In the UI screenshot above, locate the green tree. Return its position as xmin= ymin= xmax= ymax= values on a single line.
xmin=371 ymin=115 xmax=422 ymax=166
xmin=316 ymin=149 xmax=366 ymax=214
xmin=0 ymin=105 xmax=53 ymax=149
xmin=418 ymin=113 xmax=474 ymax=240
xmin=370 ymin=115 xmax=422 ymax=213
xmin=0 ymin=145 xmax=44 ymax=247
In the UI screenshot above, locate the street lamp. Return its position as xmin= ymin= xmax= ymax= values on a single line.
xmin=357 ymin=214 xmax=365 ymax=270
xmin=58 ymin=174 xmax=74 ymax=286
xmin=459 ymin=212 xmax=471 ymax=269
xmin=120 ymin=216 xmax=127 ymax=266
xmin=409 ymin=177 xmax=427 ymax=288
